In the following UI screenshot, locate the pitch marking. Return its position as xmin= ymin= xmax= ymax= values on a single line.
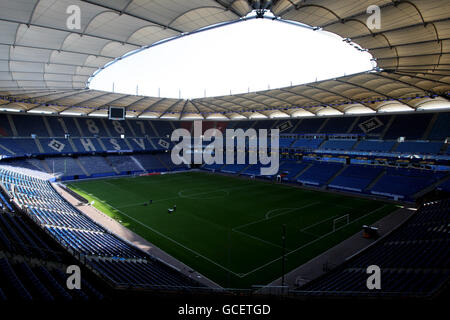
xmin=75 ymin=186 xmax=242 ymax=277
xmin=234 ymin=202 xmax=321 ymax=231
xmin=239 ymin=204 xmax=388 ymax=277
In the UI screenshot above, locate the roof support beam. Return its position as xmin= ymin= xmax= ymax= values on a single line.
xmin=390 ymin=71 xmax=450 ymax=86
xmin=7 ymin=89 xmax=78 ymax=100
xmin=375 ymin=52 xmax=450 ymax=61
xmin=304 ymin=84 xmax=378 ymax=111
xmin=158 ymin=100 xmax=184 ymax=118
xmin=80 ymin=93 xmax=125 ymax=115
xmin=213 ymin=0 xmax=245 ymax=18
xmin=192 ymin=100 xmax=235 ymax=119
xmin=0 ymin=17 xmax=143 ymax=48
xmin=28 ymin=91 xmax=109 ymax=114
xmin=389 ymin=68 xmax=450 ymax=72
xmin=231 ymin=94 xmax=281 ymax=111
xmin=253 ymin=92 xmax=297 ymax=107
xmin=333 ymin=78 xmax=416 ymax=109
xmin=0 ymin=57 xmax=98 ymax=71
xmin=80 ymin=0 xmax=184 ymax=33
xmin=0 ymin=100 xmax=39 ymax=110
xmin=137 ymin=98 xmax=167 ymax=117
xmin=103 ymin=94 xmax=134 ymax=108
xmin=58 ymin=105 xmax=79 ymax=114
xmin=178 ymin=100 xmax=190 ymax=120
xmin=278 ymin=88 xmax=332 ymax=114
xmin=0 ymin=42 xmax=115 ymax=60
xmin=190 ymin=100 xmax=229 ymax=119
xmin=351 ymin=18 xmax=450 ymax=41
xmin=120 ymin=0 xmax=134 ymax=14
xmin=371 ymin=72 xmax=439 ymax=96
xmin=213 ymin=97 xmax=258 ymax=114
xmin=37 ymin=90 xmax=90 ymax=106
xmin=1 ymin=89 xmax=63 ymax=96
xmin=370 ymin=37 xmax=450 ymax=51
xmin=380 ymin=64 xmax=450 ymax=69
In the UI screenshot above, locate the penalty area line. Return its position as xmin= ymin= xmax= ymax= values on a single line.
xmin=234 ymin=201 xmax=321 ymax=231
xmin=239 ymin=204 xmax=388 ymax=278
xmin=75 ymin=186 xmax=241 ymax=277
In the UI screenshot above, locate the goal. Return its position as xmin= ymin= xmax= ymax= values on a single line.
xmin=333 ymin=214 xmax=350 ymax=232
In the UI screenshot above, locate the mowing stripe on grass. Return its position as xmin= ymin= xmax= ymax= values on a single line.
xmin=232 ymin=229 xmax=288 ymax=250
xmin=234 ymin=202 xmax=321 ymax=231
xmin=68 ymin=173 xmax=395 ymax=286
xmin=74 ymin=185 xmax=242 ymax=277
xmin=240 ymin=204 xmax=388 ymax=277
xmin=116 ymin=182 xmax=256 ymax=209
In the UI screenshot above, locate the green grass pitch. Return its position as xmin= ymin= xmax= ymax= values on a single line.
xmin=66 ymin=171 xmax=397 ymax=289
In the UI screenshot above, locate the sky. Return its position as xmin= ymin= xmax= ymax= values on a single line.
xmin=89 ymin=15 xmax=375 ymax=99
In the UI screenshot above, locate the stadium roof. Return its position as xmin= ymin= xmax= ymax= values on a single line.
xmin=0 ymin=0 xmax=449 ymax=119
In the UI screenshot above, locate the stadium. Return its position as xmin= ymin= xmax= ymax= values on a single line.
xmin=0 ymin=0 xmax=448 ymax=314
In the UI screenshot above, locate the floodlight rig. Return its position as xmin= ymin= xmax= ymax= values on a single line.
xmin=255 ymin=9 xmax=266 ymax=18
xmin=250 ymin=0 xmax=273 ymax=18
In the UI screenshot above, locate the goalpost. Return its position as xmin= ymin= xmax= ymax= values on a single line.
xmin=333 ymin=214 xmax=350 ymax=232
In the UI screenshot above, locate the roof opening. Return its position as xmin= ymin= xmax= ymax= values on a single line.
xmin=89 ymin=14 xmax=375 ymax=99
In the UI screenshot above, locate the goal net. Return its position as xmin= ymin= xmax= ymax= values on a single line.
xmin=333 ymin=214 xmax=350 ymax=232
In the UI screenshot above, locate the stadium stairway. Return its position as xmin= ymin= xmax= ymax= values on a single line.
xmin=347 ymin=116 xmax=360 ymax=133
xmin=422 ymin=113 xmax=439 ymax=140
xmin=37 ymin=159 xmax=52 ymax=174
xmin=75 ymin=158 xmax=90 ymax=177
xmin=289 ymin=119 xmax=302 ymax=133
xmin=33 ymin=138 xmax=45 ymax=154
xmin=130 ymin=156 xmax=146 ymax=173
xmin=67 ymin=137 xmax=78 ymax=153
xmin=350 ymin=140 xmax=361 ymax=150
xmin=0 ymin=142 xmax=15 ymax=156
xmin=95 ymin=138 xmax=108 ymax=152
xmin=293 ymin=163 xmax=313 ymax=180
xmin=295 ymin=199 xmax=449 ymax=297
xmin=317 ymin=139 xmax=327 ymax=149
xmin=103 ymin=157 xmax=120 ymax=175
xmin=380 ymin=115 xmax=396 ymax=139
xmin=42 ymin=116 xmax=54 ymax=137
xmin=123 ymin=138 xmax=134 ymax=150
xmin=146 ymin=136 xmax=157 ymax=150
xmin=148 ymin=121 xmax=159 ymax=137
xmin=363 ymin=169 xmax=386 ymax=192
xmin=156 ymin=154 xmax=171 ymax=171
xmin=441 ymin=143 xmax=449 ymax=154
xmin=239 ymin=164 xmax=253 ymax=175
xmin=324 ymin=164 xmax=348 ymax=189
xmin=7 ymin=114 xmax=18 ymax=137
xmin=389 ymin=140 xmax=400 ymax=152
xmin=414 ymin=173 xmax=450 ymax=198
xmin=317 ymin=118 xmax=329 ymax=133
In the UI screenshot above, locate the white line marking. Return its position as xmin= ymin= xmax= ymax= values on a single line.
xmin=239 ymin=204 xmax=388 ymax=277
xmin=232 ymin=229 xmax=286 ymax=250
xmin=75 ymin=186 xmax=241 ymax=277
xmin=265 ymin=207 xmax=297 ymax=220
xmin=75 ymin=181 xmax=389 ymax=279
xmin=234 ymin=202 xmax=321 ymax=231
xmin=300 ymin=214 xmax=339 ymax=232
xmin=117 ymin=182 xmax=255 ymax=209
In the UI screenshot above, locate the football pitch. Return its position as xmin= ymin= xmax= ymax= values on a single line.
xmin=66 ymin=171 xmax=397 ymax=288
